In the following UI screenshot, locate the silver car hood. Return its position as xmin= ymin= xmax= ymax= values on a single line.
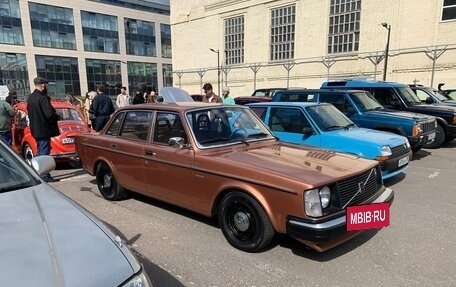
xmin=0 ymin=184 xmax=137 ymax=287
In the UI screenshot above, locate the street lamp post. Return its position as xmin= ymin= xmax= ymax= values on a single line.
xmin=381 ymin=22 xmax=391 ymax=81
xmin=210 ymin=48 xmax=220 ymax=96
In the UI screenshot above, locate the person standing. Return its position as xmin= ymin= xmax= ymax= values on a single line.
xmin=202 ymin=83 xmax=222 ymax=103
xmin=0 ymin=98 xmax=15 ymax=146
xmin=116 ymin=86 xmax=131 ymax=108
xmin=222 ymin=86 xmax=235 ymax=105
xmin=90 ymin=85 xmax=115 ymax=132
xmin=5 ymin=91 xmax=17 ymax=105
xmin=132 ymin=90 xmax=145 ymax=105
xmin=27 ymin=76 xmax=60 ymax=182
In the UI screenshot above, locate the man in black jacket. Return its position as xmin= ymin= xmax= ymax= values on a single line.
xmin=90 ymin=85 xmax=115 ymax=132
xmin=27 ymin=77 xmax=60 ymax=182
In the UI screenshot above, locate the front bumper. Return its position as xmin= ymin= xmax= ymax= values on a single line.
xmin=408 ymin=132 xmax=435 ymax=148
xmin=286 ymin=187 xmax=394 ymax=252
xmin=378 ymin=150 xmax=412 ymax=180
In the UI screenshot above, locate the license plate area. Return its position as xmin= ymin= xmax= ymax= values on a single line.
xmin=346 ymin=203 xmax=390 ymax=231
xmin=398 ymin=156 xmax=409 ymax=167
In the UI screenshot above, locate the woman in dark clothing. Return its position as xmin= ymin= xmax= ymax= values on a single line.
xmin=132 ymin=91 xmax=145 ymax=105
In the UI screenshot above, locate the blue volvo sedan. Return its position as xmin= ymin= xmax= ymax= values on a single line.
xmin=248 ymin=102 xmax=412 ymax=180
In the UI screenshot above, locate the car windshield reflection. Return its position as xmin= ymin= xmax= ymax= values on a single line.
xmin=186 ymin=106 xmax=275 ymax=147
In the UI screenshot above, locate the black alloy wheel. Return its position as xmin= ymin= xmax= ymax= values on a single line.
xmin=218 ymin=192 xmax=275 ymax=252
xmin=96 ymin=162 xmax=127 ymax=200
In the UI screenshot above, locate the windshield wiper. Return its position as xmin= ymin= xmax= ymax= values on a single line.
xmin=199 ymin=137 xmax=234 ymax=144
xmin=247 ymin=132 xmax=270 ymax=138
xmin=323 ymin=125 xmax=344 ymax=131
xmin=0 ymin=182 xmax=36 ymax=193
xmin=344 ymin=123 xmax=356 ymax=130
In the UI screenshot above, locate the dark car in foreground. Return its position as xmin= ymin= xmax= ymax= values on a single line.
xmin=75 ymin=88 xmax=394 ymax=253
xmin=0 ymin=140 xmax=151 ymax=287
xmin=272 ymin=89 xmax=437 ymax=153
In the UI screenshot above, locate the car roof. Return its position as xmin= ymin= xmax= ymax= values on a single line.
xmin=247 ymin=101 xmax=330 ymax=108
xmin=116 ymin=102 xmax=234 ymax=112
xmin=322 ymin=80 xmax=408 ymax=88
xmin=14 ymin=99 xmax=79 ymax=109
xmin=276 ymin=88 xmax=367 ymax=93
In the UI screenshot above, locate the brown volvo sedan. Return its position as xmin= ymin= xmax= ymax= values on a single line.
xmin=75 ymin=89 xmax=394 ymax=252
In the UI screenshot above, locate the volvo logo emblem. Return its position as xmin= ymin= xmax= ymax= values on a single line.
xmin=358 ymin=182 xmax=366 ymax=194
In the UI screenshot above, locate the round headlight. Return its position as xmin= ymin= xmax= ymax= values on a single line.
xmin=319 ymin=186 xmax=331 ymax=209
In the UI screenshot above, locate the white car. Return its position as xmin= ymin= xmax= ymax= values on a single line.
xmin=0 ymin=140 xmax=152 ymax=287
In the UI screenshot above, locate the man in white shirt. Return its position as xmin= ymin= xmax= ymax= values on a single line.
xmin=116 ymin=86 xmax=131 ymax=108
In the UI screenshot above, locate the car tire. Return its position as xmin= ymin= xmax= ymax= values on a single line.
xmin=411 ymin=146 xmax=421 ymax=153
xmin=96 ymin=162 xmax=128 ymax=200
xmin=423 ymin=124 xmax=445 ymax=149
xmin=22 ymin=143 xmax=34 ymax=166
xmin=218 ymin=192 xmax=275 ymax=252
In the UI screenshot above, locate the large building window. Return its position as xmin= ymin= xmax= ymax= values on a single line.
xmin=86 ymin=59 xmax=121 ymax=96
xmin=29 ymin=3 xmax=76 ymax=50
xmin=36 ymin=56 xmax=80 ymax=96
xmin=328 ymin=0 xmax=361 ymax=54
xmin=81 ymin=11 xmax=119 ymax=53
xmin=0 ymin=0 xmax=24 ymax=45
xmin=0 ymin=52 xmax=28 ymax=97
xmin=224 ymin=16 xmax=244 ymax=65
xmin=160 ymin=24 xmax=172 ymax=58
xmin=162 ymin=64 xmax=173 ymax=87
xmin=127 ymin=62 xmax=158 ymax=93
xmin=442 ymin=0 xmax=456 ymax=21
xmin=125 ymin=18 xmax=156 ymax=56
xmin=270 ymin=5 xmax=295 ymax=61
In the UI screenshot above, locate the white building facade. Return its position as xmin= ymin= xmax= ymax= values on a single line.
xmin=0 ymin=0 xmax=171 ymax=97
xmin=170 ymin=0 xmax=456 ymax=96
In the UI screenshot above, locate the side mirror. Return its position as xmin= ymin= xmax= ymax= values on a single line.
xmin=425 ymin=97 xmax=434 ymax=104
xmin=302 ymin=126 xmax=314 ymax=135
xmin=168 ymin=137 xmax=186 ymax=148
xmin=31 ymin=155 xmax=56 ymax=176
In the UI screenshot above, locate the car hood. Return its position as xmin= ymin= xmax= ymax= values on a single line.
xmin=207 ymin=142 xmax=377 ymax=189
xmin=323 ymin=127 xmax=406 ymax=156
xmin=0 ymin=184 xmax=137 ymax=287
xmin=365 ymin=109 xmax=433 ymax=121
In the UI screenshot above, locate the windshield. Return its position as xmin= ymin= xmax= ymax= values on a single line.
xmin=56 ymin=108 xmax=84 ymax=122
xmin=426 ymin=88 xmax=452 ymax=101
xmin=0 ymin=142 xmax=39 ymax=193
xmin=349 ymin=92 xmax=383 ymax=112
xmin=397 ymin=87 xmax=422 ymax=105
xmin=306 ymin=104 xmax=355 ymax=131
xmin=186 ymin=106 xmax=274 ymax=147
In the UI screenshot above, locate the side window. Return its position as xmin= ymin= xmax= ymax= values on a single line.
xmin=415 ymin=90 xmax=429 ymax=102
xmin=106 ymin=112 xmax=126 ymax=136
xmin=269 ymin=108 xmax=309 ymax=134
xmin=118 ymin=111 xmax=153 ymax=141
xmin=249 ymin=107 xmax=267 ymax=120
xmin=318 ymin=94 xmax=345 ymax=111
xmin=369 ymin=88 xmax=396 ymax=106
xmin=153 ymin=112 xmax=186 ymax=145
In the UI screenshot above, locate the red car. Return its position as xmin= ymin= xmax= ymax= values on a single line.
xmin=12 ymin=100 xmax=90 ymax=164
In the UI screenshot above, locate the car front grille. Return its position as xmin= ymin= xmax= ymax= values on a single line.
xmin=420 ymin=120 xmax=436 ymax=134
xmin=336 ymin=167 xmax=380 ymax=208
xmin=391 ymin=144 xmax=410 ymax=157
